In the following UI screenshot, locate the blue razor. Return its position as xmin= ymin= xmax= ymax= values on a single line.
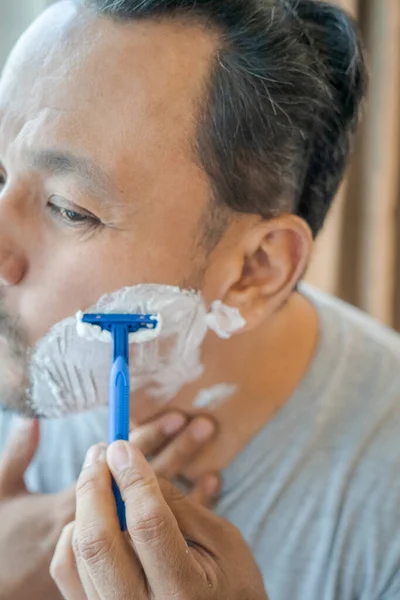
xmin=82 ymin=313 xmax=159 ymax=531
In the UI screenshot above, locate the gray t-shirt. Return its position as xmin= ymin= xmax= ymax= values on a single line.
xmin=1 ymin=285 xmax=400 ymax=599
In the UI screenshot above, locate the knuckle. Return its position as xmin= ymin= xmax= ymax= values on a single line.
xmin=130 ymin=506 xmax=170 ymax=546
xmin=120 ymin=466 xmax=157 ymax=498
xmin=73 ymin=526 xmax=113 ymax=567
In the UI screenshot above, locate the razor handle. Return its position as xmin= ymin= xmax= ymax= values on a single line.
xmin=108 ymin=355 xmax=130 ymax=531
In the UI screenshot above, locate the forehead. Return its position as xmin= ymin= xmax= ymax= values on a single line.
xmin=0 ymin=1 xmax=216 ymax=194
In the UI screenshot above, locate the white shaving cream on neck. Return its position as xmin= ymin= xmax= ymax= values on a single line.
xmin=29 ymin=284 xmax=245 ymax=417
xmin=193 ymin=383 xmax=238 ymax=410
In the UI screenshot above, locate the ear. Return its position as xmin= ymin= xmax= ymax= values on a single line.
xmin=203 ymin=215 xmax=313 ymax=332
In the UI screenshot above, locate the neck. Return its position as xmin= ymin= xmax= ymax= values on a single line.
xmin=132 ymin=290 xmax=320 ymax=479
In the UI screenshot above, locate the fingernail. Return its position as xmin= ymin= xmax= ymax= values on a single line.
xmin=83 ymin=444 xmax=106 ymax=468
xmin=162 ymin=413 xmax=186 ymax=436
xmin=108 ymin=441 xmax=130 ymax=472
xmin=191 ymin=418 xmax=215 ymax=442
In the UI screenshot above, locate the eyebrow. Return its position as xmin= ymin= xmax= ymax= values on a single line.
xmin=28 ymin=149 xmax=117 ymax=204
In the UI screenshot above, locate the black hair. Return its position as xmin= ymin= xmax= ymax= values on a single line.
xmin=86 ymin=0 xmax=368 ymax=238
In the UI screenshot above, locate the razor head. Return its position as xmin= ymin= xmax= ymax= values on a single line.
xmin=82 ymin=313 xmax=159 ymax=333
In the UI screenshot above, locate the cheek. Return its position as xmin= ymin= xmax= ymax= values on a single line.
xmin=14 ymin=227 xmax=198 ymax=344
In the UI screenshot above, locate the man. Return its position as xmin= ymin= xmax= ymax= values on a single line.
xmin=1 ymin=0 xmax=399 ymax=598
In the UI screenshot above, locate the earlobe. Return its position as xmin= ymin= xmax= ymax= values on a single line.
xmin=222 ymin=216 xmax=313 ymax=331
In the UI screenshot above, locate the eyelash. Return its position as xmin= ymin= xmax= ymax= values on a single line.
xmin=47 ymin=202 xmax=101 ymax=231
xmin=0 ymin=172 xmax=101 ymax=233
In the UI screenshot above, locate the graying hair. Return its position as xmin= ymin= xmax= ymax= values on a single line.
xmin=85 ymin=0 xmax=368 ymax=237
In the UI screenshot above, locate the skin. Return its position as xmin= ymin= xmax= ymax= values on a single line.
xmin=0 ymin=0 xmax=319 ymax=477
xmin=0 ymin=415 xmax=219 ymax=600
xmin=0 ymin=1 xmax=321 ymax=597
xmin=50 ymin=439 xmax=268 ymax=600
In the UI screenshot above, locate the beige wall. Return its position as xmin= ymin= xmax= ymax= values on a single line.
xmin=306 ymin=0 xmax=400 ymax=329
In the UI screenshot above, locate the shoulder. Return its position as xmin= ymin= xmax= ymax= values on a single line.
xmin=302 ymin=284 xmax=400 ymax=353
xmin=303 ymin=287 xmax=400 ymax=464
xmin=302 ymin=285 xmax=400 ymax=395
xmin=300 ymin=289 xmax=400 ymax=595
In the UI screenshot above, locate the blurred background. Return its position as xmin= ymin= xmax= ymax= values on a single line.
xmin=1 ymin=0 xmax=400 ymax=327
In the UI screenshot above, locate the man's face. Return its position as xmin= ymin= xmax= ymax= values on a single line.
xmin=0 ymin=2 xmax=219 ymax=346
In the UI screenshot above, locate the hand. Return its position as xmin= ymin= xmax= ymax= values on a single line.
xmin=130 ymin=411 xmax=219 ymax=505
xmin=0 ymin=420 xmax=75 ymax=600
xmin=0 ymin=411 xmax=216 ymax=600
xmin=51 ymin=441 xmax=268 ymax=600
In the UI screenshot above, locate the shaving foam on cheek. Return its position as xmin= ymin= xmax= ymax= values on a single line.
xmin=76 ymin=312 xmax=163 ymax=343
xmin=28 ymin=284 xmax=246 ymax=418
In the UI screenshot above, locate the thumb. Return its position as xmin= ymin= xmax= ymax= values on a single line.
xmin=0 ymin=418 xmax=40 ymax=496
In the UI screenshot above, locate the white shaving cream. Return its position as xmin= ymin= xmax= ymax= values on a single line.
xmin=76 ymin=312 xmax=163 ymax=343
xmin=193 ymin=383 xmax=238 ymax=410
xmin=28 ymin=284 xmax=245 ymax=417
xmin=205 ymin=301 xmax=246 ymax=339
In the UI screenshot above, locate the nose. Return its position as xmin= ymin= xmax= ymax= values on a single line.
xmin=0 ymin=194 xmax=28 ymax=286
xmin=0 ymin=247 xmax=26 ymax=286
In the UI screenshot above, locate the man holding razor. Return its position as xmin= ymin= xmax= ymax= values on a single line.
xmin=2 ymin=1 xmax=400 ymax=599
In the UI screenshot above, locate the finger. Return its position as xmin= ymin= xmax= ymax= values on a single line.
xmin=159 ymin=477 xmax=227 ymax=556
xmin=51 ymin=521 xmax=90 ymax=600
xmin=150 ymin=417 xmax=216 ymax=480
xmin=129 ymin=412 xmax=187 ymax=456
xmin=74 ymin=444 xmax=146 ymax=599
xmin=108 ymin=440 xmax=205 ymax=597
xmin=74 ymin=537 xmax=102 ymax=600
xmin=159 ymin=481 xmax=268 ymax=598
xmin=189 ymin=473 xmax=220 ymax=508
xmin=0 ymin=419 xmax=39 ymax=496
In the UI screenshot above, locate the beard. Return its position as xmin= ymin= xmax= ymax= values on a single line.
xmin=0 ymin=285 xmax=208 ymax=418
xmin=0 ymin=284 xmax=244 ymax=419
xmin=0 ymin=302 xmax=35 ymax=416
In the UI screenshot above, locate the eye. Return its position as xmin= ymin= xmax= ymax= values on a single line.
xmin=0 ymin=170 xmax=6 ymax=188
xmin=52 ymin=206 xmax=89 ymax=223
xmin=47 ymin=199 xmax=101 ymax=231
